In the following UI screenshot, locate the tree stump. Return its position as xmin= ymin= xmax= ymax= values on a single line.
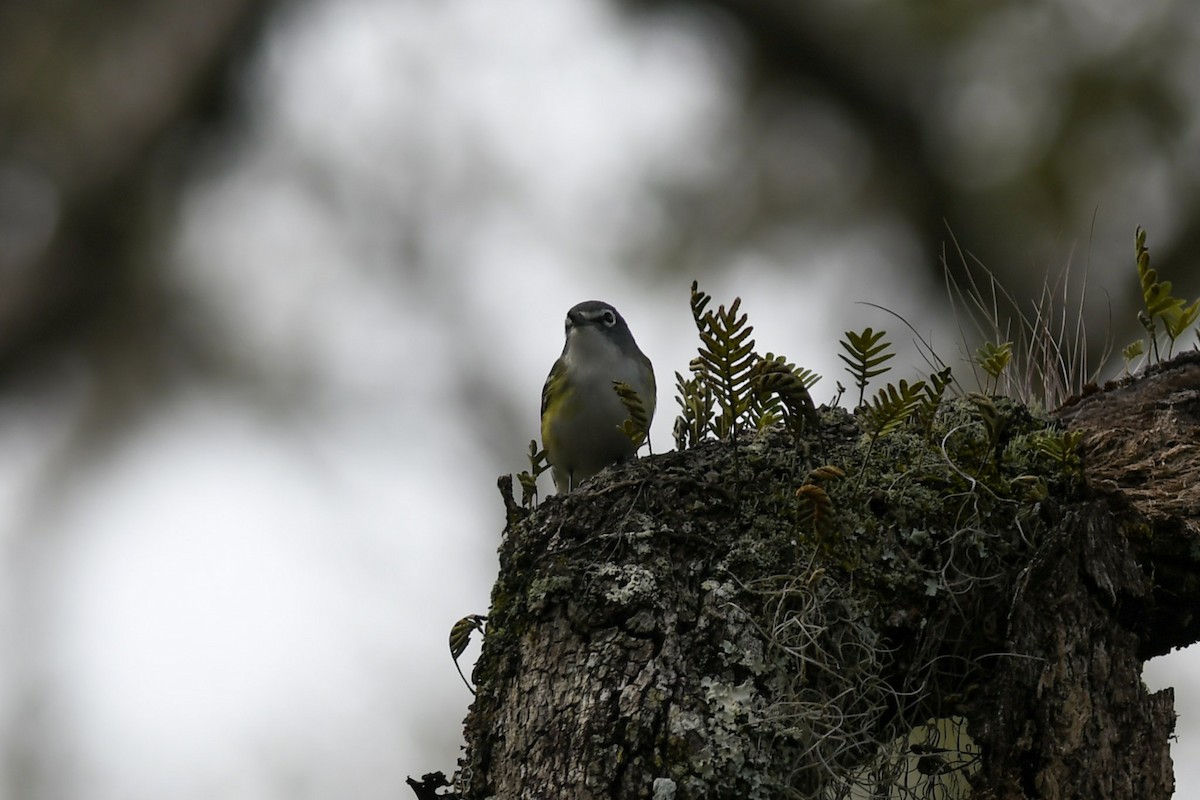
xmin=447 ymin=353 xmax=1200 ymax=799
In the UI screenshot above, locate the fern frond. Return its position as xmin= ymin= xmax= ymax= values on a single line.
xmin=858 ymin=301 xmax=955 ymax=392
xmin=691 ymin=292 xmax=757 ymax=440
xmin=806 ymin=464 xmax=846 ymax=483
xmin=449 ymin=614 xmax=487 ymax=694
xmin=759 ymin=352 xmax=821 ymax=391
xmin=516 ymin=472 xmax=537 ymax=508
xmin=796 ymin=484 xmax=834 ymax=532
xmin=517 ymin=440 xmax=549 ymax=508
xmin=1136 ymin=226 xmax=1200 ymax=360
xmin=796 ymin=464 xmax=843 ymax=534
xmin=749 ymin=354 xmax=820 ymax=436
xmin=861 ymin=379 xmax=927 ymax=439
xmin=1121 ymin=340 xmax=1144 ymax=375
xmin=839 ymin=327 xmax=894 ymax=407
xmin=966 ymin=392 xmax=1007 ymax=456
xmin=613 ymin=381 xmax=651 ymax=449
xmin=1166 ymin=299 xmax=1200 ymax=343
xmin=689 ymin=279 xmax=712 ymax=328
xmin=678 ymin=282 xmax=821 ymax=445
xmin=1136 ymin=227 xmax=1179 ymax=319
xmin=974 ymin=341 xmax=1012 ymax=394
xmin=673 ymin=370 xmax=714 ymax=450
xmin=912 ymin=367 xmax=953 ymax=435
xmin=745 ymin=363 xmax=784 ymax=431
xmin=449 ymin=614 xmax=486 ymax=660
xmin=1032 ymin=429 xmax=1083 ymax=474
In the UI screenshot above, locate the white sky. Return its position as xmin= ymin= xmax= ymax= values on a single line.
xmin=0 ymin=0 xmax=1194 ymax=796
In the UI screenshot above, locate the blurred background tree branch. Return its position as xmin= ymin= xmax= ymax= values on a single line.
xmin=0 ymin=0 xmax=272 ymax=423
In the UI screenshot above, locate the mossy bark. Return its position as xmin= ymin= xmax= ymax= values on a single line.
xmin=449 ymin=354 xmax=1200 ymax=799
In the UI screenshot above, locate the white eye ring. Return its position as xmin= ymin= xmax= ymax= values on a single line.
xmin=602 ymin=310 xmax=616 ymax=327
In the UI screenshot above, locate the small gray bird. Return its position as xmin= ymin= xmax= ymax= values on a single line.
xmin=540 ymin=301 xmax=656 ymax=493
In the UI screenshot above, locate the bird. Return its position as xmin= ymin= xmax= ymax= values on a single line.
xmin=540 ymin=300 xmax=656 ymax=493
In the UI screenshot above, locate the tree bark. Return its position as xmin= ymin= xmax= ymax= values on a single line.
xmin=451 ymin=353 xmax=1199 ymax=799
xmin=1056 ymin=351 xmax=1200 ymax=659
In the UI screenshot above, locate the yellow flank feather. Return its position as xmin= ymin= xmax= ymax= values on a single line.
xmin=539 ymin=359 xmax=571 ymax=458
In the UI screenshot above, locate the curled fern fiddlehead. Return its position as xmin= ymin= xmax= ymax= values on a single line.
xmin=796 ymin=465 xmax=845 ymax=541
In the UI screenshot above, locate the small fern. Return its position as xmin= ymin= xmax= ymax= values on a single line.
xmin=913 ymin=367 xmax=954 ymax=436
xmin=796 ymin=465 xmax=844 ymax=533
xmin=1032 ymin=429 xmax=1083 ymax=474
xmin=749 ymin=354 xmax=821 ymax=437
xmin=1136 ymin=226 xmax=1200 ymax=362
xmin=689 ymin=277 xmax=713 ymax=328
xmin=839 ymin=327 xmax=894 ymax=407
xmin=861 ymin=379 xmax=927 ymax=440
xmin=1121 ymin=340 xmax=1145 ymax=376
xmin=688 ymin=282 xmax=758 ymax=440
xmin=449 ymin=614 xmax=487 ymax=694
xmin=974 ymin=341 xmax=1012 ymax=395
xmin=807 ymin=464 xmax=846 ymax=483
xmin=747 ymin=374 xmax=785 ymax=432
xmin=795 ymin=484 xmax=831 ymax=527
xmin=613 ymin=380 xmax=651 ymax=450
xmin=856 ymin=378 xmax=926 ymax=488
xmin=673 ymin=371 xmax=714 ymax=450
xmin=676 ymin=283 xmax=823 ymax=449
xmin=966 ymin=393 xmax=1010 ymax=465
xmin=516 ymin=439 xmax=549 ymax=508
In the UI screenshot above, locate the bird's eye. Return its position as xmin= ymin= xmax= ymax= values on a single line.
xmin=602 ymin=310 xmax=616 ymax=327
